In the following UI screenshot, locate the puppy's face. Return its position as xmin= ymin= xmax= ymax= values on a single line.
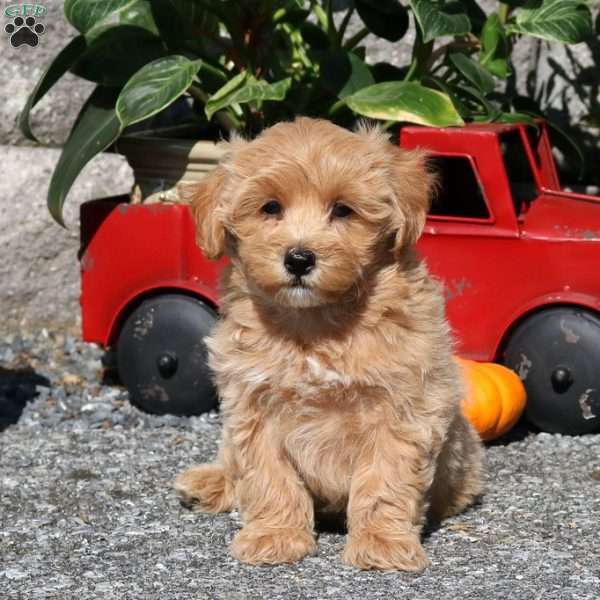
xmin=191 ymin=118 xmax=432 ymax=308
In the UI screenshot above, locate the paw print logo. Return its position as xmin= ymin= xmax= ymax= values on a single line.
xmin=5 ymin=16 xmax=45 ymax=47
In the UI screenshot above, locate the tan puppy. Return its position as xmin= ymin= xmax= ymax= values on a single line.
xmin=174 ymin=117 xmax=483 ymax=571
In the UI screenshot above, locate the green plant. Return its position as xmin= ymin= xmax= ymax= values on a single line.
xmin=517 ymin=22 xmax=600 ymax=184
xmin=21 ymin=0 xmax=595 ymax=224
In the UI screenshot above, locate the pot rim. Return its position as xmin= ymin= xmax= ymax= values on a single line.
xmin=116 ymin=127 xmax=228 ymax=162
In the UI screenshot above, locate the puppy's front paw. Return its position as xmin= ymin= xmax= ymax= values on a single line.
xmin=174 ymin=464 xmax=233 ymax=513
xmin=231 ymin=526 xmax=317 ymax=565
xmin=342 ymin=531 xmax=429 ymax=572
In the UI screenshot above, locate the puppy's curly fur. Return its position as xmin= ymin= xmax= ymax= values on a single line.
xmin=174 ymin=117 xmax=483 ymax=571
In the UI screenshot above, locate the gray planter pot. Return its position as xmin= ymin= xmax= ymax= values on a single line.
xmin=115 ymin=130 xmax=227 ymax=203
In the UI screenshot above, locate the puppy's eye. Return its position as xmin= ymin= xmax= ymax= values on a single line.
xmin=261 ymin=200 xmax=282 ymax=216
xmin=331 ymin=202 xmax=353 ymax=219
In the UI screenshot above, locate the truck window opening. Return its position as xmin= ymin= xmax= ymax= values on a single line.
xmin=500 ymin=130 xmax=538 ymax=214
xmin=524 ymin=126 xmax=542 ymax=169
xmin=428 ymin=156 xmax=490 ymax=219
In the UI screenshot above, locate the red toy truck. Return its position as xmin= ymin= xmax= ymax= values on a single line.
xmin=80 ymin=120 xmax=600 ymax=435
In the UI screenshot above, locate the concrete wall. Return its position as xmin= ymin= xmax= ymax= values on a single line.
xmin=0 ymin=1 xmax=597 ymax=334
xmin=0 ymin=3 xmax=133 ymax=334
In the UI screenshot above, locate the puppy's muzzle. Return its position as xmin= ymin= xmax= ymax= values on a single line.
xmin=284 ymin=248 xmax=316 ymax=278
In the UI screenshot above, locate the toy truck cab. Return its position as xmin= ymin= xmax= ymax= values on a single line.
xmin=406 ymin=121 xmax=600 ymax=433
xmin=80 ymin=120 xmax=600 ymax=434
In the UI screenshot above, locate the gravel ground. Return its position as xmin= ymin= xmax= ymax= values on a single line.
xmin=1 ymin=331 xmax=599 ymax=600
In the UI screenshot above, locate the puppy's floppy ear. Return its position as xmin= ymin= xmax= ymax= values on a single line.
xmin=187 ymin=134 xmax=248 ymax=259
xmin=189 ymin=166 xmax=229 ymax=260
xmin=387 ymin=146 xmax=435 ymax=255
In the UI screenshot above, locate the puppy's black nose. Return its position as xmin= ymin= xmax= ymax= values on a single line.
xmin=284 ymin=248 xmax=316 ymax=277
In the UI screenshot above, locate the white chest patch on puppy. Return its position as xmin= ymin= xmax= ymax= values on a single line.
xmin=304 ymin=356 xmax=355 ymax=387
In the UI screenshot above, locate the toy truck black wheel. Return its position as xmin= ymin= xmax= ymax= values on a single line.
xmin=117 ymin=294 xmax=218 ymax=416
xmin=501 ymin=307 xmax=600 ymax=435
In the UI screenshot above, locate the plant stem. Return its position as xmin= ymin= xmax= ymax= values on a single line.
xmin=326 ymin=0 xmax=337 ymax=44
xmin=188 ymin=84 xmax=208 ymax=104
xmin=338 ymin=6 xmax=355 ymax=45
xmin=343 ymin=27 xmax=369 ymax=50
xmin=404 ymin=26 xmax=433 ymax=82
xmin=328 ymin=98 xmax=346 ymax=116
xmin=428 ymin=36 xmax=480 ymax=70
xmin=312 ymin=2 xmax=328 ymax=30
xmin=188 ymin=84 xmax=240 ymax=131
xmin=196 ymin=60 xmax=228 ymax=84
xmin=498 ymin=3 xmax=510 ymax=25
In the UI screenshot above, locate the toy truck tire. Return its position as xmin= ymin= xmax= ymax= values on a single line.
xmin=501 ymin=307 xmax=600 ymax=435
xmin=116 ymin=293 xmax=218 ymax=416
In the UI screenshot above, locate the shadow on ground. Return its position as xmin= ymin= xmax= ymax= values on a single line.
xmin=487 ymin=420 xmax=534 ymax=447
xmin=0 ymin=365 xmax=50 ymax=431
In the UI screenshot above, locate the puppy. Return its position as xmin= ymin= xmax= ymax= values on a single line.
xmin=174 ymin=117 xmax=483 ymax=571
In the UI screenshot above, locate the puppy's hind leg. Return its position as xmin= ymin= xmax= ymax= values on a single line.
xmin=429 ymin=414 xmax=484 ymax=520
xmin=174 ymin=464 xmax=235 ymax=513
xmin=174 ymin=433 xmax=237 ymax=514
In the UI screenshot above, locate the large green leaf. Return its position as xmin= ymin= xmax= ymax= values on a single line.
xmin=408 ymin=0 xmax=471 ymax=43
xmin=205 ymin=71 xmax=246 ymax=117
xmin=355 ymin=0 xmax=409 ymax=42
xmin=64 ymin=0 xmax=157 ymax=38
xmin=205 ymin=74 xmax=292 ymax=120
xmin=149 ymin=0 xmax=221 ymax=53
xmin=116 ymin=55 xmax=202 ymax=128
xmin=65 ymin=0 xmax=131 ymax=32
xmin=422 ymin=74 xmax=470 ymax=119
xmin=320 ymin=51 xmax=375 ymax=99
xmin=339 ymin=54 xmax=375 ymax=98
xmin=480 ymin=13 xmax=510 ymax=79
xmin=19 ymin=36 xmax=87 ymax=142
xmin=48 ymin=87 xmax=122 ymax=226
xmin=71 ymin=26 xmax=166 ymax=87
xmin=510 ymin=0 xmax=593 ymax=43
xmin=449 ymin=52 xmax=495 ymax=94
xmin=344 ymin=81 xmax=464 ymax=126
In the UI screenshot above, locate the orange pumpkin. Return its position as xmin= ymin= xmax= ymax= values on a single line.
xmin=456 ymin=357 xmax=527 ymax=441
